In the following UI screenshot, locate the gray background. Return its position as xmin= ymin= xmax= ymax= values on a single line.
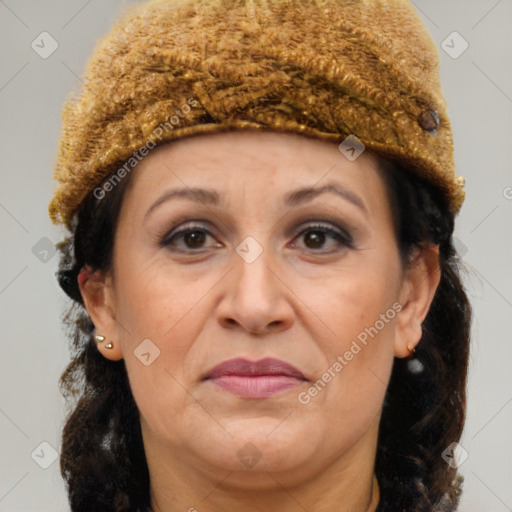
xmin=1 ymin=1 xmax=511 ymax=511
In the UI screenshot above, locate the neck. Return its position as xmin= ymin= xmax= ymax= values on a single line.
xmin=144 ymin=417 xmax=381 ymax=512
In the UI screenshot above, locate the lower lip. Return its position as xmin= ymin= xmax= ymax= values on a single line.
xmin=208 ymin=375 xmax=305 ymax=398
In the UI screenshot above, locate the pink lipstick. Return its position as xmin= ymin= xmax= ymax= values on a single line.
xmin=204 ymin=357 xmax=307 ymax=398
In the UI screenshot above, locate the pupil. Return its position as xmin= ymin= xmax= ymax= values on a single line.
xmin=306 ymin=231 xmax=324 ymax=248
xmin=186 ymin=231 xmax=205 ymax=248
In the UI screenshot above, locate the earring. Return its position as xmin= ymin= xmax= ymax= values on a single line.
xmin=406 ymin=343 xmax=416 ymax=359
xmin=94 ymin=334 xmax=114 ymax=350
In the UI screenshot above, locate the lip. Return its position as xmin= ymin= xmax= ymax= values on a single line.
xmin=204 ymin=357 xmax=308 ymax=398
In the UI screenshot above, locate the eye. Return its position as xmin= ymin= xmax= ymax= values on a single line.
xmin=161 ymin=224 xmax=220 ymax=252
xmin=292 ymin=223 xmax=354 ymax=252
xmin=160 ymin=221 xmax=354 ymax=254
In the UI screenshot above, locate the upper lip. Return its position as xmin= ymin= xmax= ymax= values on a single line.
xmin=204 ymin=357 xmax=307 ymax=380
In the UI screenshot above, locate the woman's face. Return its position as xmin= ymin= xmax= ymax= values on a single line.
xmin=81 ymin=130 xmax=439 ymax=486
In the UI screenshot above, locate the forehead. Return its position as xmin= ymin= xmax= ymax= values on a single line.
xmin=120 ymin=129 xmax=389 ymax=218
xmin=130 ymin=129 xmax=381 ymax=186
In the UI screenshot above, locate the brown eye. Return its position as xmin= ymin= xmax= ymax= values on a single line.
xmin=294 ymin=224 xmax=353 ymax=252
xmin=182 ymin=230 xmax=207 ymax=249
xmin=303 ymin=230 xmax=326 ymax=249
xmin=161 ymin=224 xmax=218 ymax=252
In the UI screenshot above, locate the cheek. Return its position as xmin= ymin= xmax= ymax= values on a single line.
xmin=113 ymin=266 xmax=209 ymax=441
xmin=298 ymin=256 xmax=399 ymax=414
xmin=308 ymin=256 xmax=399 ymax=349
xmin=113 ymin=256 xmax=195 ymax=337
xmin=112 ymin=260 xmax=218 ymax=383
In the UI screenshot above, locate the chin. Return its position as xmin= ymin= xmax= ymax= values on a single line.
xmin=188 ymin=418 xmax=323 ymax=479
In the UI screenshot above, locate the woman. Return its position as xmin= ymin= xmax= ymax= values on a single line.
xmin=48 ymin=0 xmax=471 ymax=511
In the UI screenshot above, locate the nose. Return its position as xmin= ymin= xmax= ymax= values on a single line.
xmin=216 ymin=242 xmax=295 ymax=336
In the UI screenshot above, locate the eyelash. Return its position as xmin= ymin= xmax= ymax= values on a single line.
xmin=160 ymin=221 xmax=354 ymax=254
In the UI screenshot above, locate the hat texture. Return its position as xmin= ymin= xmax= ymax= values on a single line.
xmin=48 ymin=0 xmax=465 ymax=228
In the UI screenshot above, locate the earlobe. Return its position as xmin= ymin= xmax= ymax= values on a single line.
xmin=78 ymin=265 xmax=124 ymax=361
xmin=394 ymin=245 xmax=441 ymax=359
xmin=94 ymin=333 xmax=124 ymax=361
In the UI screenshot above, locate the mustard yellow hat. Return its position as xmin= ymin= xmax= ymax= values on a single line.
xmin=48 ymin=0 xmax=465 ymax=228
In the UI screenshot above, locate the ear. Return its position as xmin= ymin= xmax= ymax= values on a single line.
xmin=77 ymin=265 xmax=124 ymax=361
xmin=394 ymin=244 xmax=441 ymax=358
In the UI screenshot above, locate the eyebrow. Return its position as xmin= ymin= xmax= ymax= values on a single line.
xmin=145 ymin=187 xmax=222 ymax=220
xmin=144 ymin=182 xmax=368 ymax=220
xmin=284 ymin=183 xmax=368 ymax=214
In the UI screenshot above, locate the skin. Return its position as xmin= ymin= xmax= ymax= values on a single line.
xmin=79 ymin=130 xmax=441 ymax=512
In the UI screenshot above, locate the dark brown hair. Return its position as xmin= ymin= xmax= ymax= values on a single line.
xmin=55 ymin=148 xmax=471 ymax=512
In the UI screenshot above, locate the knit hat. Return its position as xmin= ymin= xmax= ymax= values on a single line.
xmin=48 ymin=0 xmax=465 ymax=229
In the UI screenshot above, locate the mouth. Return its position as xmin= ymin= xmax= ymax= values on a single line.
xmin=203 ymin=357 xmax=308 ymax=398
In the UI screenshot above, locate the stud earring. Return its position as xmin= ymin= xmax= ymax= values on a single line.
xmin=94 ymin=334 xmax=114 ymax=350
